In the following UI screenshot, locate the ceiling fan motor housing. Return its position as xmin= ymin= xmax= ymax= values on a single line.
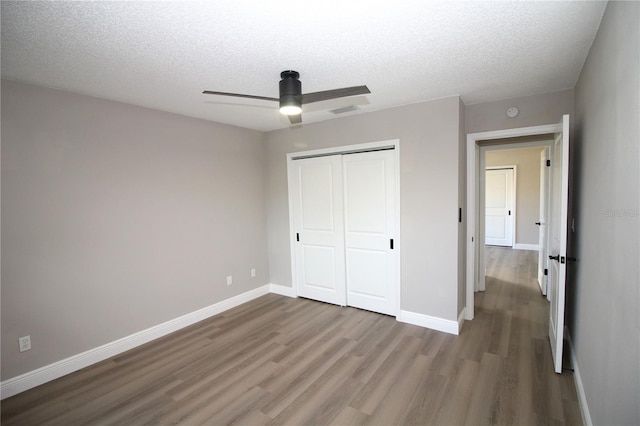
xmin=279 ymin=70 xmax=302 ymax=110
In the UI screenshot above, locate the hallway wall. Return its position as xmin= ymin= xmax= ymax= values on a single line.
xmin=571 ymin=2 xmax=639 ymax=424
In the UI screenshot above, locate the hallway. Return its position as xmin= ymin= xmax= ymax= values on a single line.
xmin=463 ymin=245 xmax=581 ymax=423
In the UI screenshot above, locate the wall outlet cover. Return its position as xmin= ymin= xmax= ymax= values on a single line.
xmin=19 ymin=335 xmax=31 ymax=352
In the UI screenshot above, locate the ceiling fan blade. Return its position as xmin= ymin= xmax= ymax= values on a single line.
xmin=202 ymin=91 xmax=278 ymax=102
xmin=300 ymin=85 xmax=370 ymax=104
xmin=288 ymin=114 xmax=302 ymax=125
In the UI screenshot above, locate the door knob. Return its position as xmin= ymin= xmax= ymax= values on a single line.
xmin=549 ymin=254 xmax=560 ymax=261
xmin=535 ymin=222 xmax=541 ymax=225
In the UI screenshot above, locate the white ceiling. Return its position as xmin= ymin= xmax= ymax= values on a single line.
xmin=1 ymin=1 xmax=606 ymax=132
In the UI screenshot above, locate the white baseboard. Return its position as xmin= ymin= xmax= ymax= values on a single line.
xmin=397 ymin=310 xmax=460 ymax=335
xmin=1 ymin=285 xmax=272 ymax=400
xmin=269 ymin=283 xmax=297 ymax=298
xmin=537 ymin=275 xmax=547 ymax=296
xmin=457 ymin=308 xmax=466 ymax=333
xmin=566 ymin=331 xmax=592 ymax=426
xmin=514 ymin=243 xmax=540 ymax=251
xmin=2 ymin=284 xmax=461 ymax=399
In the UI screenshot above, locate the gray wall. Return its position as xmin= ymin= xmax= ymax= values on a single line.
xmin=572 ymin=2 xmax=640 ymax=425
xmin=265 ymin=97 xmax=465 ymax=321
xmin=4 ymin=8 xmax=637 ymax=424
xmin=486 ymin=147 xmax=544 ymax=246
xmin=466 ymin=89 xmax=574 ymax=134
xmin=1 ymin=80 xmax=270 ymax=380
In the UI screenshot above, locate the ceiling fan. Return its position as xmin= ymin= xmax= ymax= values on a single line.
xmin=203 ymin=70 xmax=370 ymax=124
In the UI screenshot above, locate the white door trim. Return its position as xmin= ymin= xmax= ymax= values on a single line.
xmin=286 ymin=139 xmax=401 ymax=316
xmin=538 ymin=147 xmax=551 ymax=297
xmin=466 ymin=126 xmax=559 ymax=320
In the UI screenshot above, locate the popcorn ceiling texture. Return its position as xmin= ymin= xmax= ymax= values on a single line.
xmin=1 ymin=1 xmax=606 ymax=131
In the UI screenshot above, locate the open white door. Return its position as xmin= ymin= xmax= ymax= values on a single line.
xmin=291 ymin=155 xmax=347 ymax=306
xmin=485 ymin=168 xmax=514 ymax=247
xmin=537 ymin=148 xmax=550 ymax=296
xmin=343 ymin=150 xmax=397 ymax=316
xmin=548 ymin=115 xmax=571 ymax=374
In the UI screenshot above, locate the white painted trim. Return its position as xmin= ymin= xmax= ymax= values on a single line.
xmin=397 ymin=310 xmax=460 ymax=335
xmin=457 ymin=308 xmax=466 ymax=333
xmin=269 ymin=283 xmax=297 ymax=298
xmin=514 ymin=243 xmax=540 ymax=251
xmin=567 ymin=331 xmax=592 ymax=426
xmin=2 ymin=278 xmax=466 ymax=400
xmin=511 ymin=166 xmax=518 ymax=248
xmin=0 ymin=285 xmax=272 ymax=400
xmin=478 ymin=151 xmax=487 ymax=291
xmin=466 ymin=139 xmax=479 ymax=320
xmin=466 ymin=124 xmax=561 ymax=322
xmin=286 ymin=140 xmax=399 ymax=161
xmin=1 ymin=280 xmax=458 ymax=399
xmin=394 ymin=142 xmax=402 ymax=319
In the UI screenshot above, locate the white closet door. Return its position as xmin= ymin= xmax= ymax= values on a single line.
xmin=291 ymin=155 xmax=346 ymax=306
xmin=485 ymin=168 xmax=514 ymax=247
xmin=343 ymin=150 xmax=397 ymax=315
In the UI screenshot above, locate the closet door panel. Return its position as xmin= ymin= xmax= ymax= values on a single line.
xmin=291 ymin=156 xmax=346 ymax=306
xmin=343 ymin=150 xmax=397 ymax=315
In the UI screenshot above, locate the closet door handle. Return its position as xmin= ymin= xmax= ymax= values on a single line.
xmin=390 ymin=239 xmax=394 ymax=250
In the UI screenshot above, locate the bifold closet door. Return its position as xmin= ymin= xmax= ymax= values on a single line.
xmin=290 ymin=155 xmax=347 ymax=306
xmin=343 ymin=150 xmax=396 ymax=315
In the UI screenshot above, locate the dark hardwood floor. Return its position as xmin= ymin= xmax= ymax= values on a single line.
xmin=1 ymin=247 xmax=582 ymax=425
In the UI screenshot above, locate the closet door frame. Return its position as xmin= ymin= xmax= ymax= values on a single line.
xmin=286 ymin=139 xmax=401 ymax=317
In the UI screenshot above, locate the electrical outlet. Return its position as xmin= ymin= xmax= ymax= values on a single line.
xmin=19 ymin=335 xmax=31 ymax=352
xmin=226 ymin=275 xmax=233 ymax=286
xmin=250 ymin=268 xmax=256 ymax=278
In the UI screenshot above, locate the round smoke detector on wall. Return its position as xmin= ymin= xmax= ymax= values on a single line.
xmin=506 ymin=106 xmax=519 ymax=118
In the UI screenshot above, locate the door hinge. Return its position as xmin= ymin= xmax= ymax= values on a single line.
xmin=546 ymin=159 xmax=551 ymax=167
xmin=458 ymin=208 xmax=462 ymax=223
xmin=544 ymin=268 xmax=548 ymax=276
xmin=390 ymin=238 xmax=394 ymax=250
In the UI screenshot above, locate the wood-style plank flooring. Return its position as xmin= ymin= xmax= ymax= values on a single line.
xmin=1 ymin=247 xmax=582 ymax=425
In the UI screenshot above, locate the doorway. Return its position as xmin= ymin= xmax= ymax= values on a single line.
xmin=475 ymin=142 xmax=553 ymax=294
xmin=466 ymin=116 xmax=572 ymax=374
xmin=484 ymin=147 xmax=552 ymax=310
xmin=466 ymin=125 xmax=560 ymax=319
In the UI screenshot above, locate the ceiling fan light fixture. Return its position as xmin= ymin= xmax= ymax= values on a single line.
xmin=279 ymin=71 xmax=302 ymax=115
xmin=203 ymin=69 xmax=370 ymax=124
xmin=280 ymin=103 xmax=302 ymax=115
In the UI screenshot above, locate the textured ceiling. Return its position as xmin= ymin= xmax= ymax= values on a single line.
xmin=1 ymin=1 xmax=606 ymax=132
